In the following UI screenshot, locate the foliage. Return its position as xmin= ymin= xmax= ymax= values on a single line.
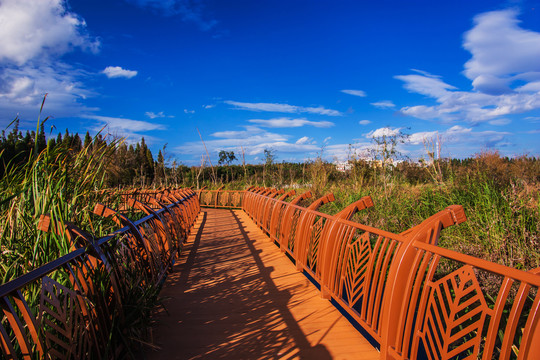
xmin=197 ymin=152 xmax=539 ymax=271
xmin=0 ymin=124 xmax=120 ymax=282
xmin=0 ymin=114 xmax=165 ymax=357
xmin=218 ymin=150 xmax=237 ymax=166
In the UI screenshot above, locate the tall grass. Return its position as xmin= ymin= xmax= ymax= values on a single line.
xmin=200 ymin=152 xmax=540 ymax=271
xmin=0 ymin=124 xmax=120 ymax=283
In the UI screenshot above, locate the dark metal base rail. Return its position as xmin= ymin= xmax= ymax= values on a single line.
xmin=0 ymin=188 xmax=200 ymax=360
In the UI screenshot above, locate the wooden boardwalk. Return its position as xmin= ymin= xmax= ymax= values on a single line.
xmin=144 ymin=208 xmax=379 ymax=360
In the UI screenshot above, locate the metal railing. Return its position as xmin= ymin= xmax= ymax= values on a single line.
xmin=198 ymin=187 xmax=245 ymax=208
xmin=2 ymin=185 xmax=539 ymax=359
xmin=0 ymin=188 xmax=200 ymax=359
xmin=240 ymin=186 xmax=539 ymax=360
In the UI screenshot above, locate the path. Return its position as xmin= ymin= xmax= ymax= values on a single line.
xmin=143 ymin=208 xmax=379 ymax=360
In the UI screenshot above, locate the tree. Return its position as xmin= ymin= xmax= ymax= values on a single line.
xmin=218 ymin=150 xmax=237 ymax=182
xmin=369 ymin=127 xmax=409 ymax=198
xmin=83 ymin=131 xmax=92 ymax=149
xmin=155 ymin=149 xmax=166 ymax=186
xmin=263 ymin=148 xmax=275 ymax=167
xmin=263 ymin=148 xmax=275 ymax=185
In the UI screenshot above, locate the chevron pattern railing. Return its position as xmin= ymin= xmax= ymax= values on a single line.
xmin=0 ymin=188 xmax=200 ymax=359
xmin=241 ymin=186 xmax=540 ymax=360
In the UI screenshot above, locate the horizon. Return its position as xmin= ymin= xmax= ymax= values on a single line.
xmin=1 ymin=1 xmax=539 ymax=165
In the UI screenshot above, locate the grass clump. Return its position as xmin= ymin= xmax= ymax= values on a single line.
xmin=0 ymin=121 xmax=119 ymax=283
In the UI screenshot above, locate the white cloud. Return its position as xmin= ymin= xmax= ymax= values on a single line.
xmin=0 ymin=0 xmax=100 ymax=122
xmin=397 ymin=73 xmax=540 ymax=123
xmin=408 ymin=131 xmax=439 ymax=145
xmin=248 ymin=117 xmax=334 ymax=128
xmin=341 ymin=89 xmax=367 ymax=97
xmin=366 ymin=127 xmax=402 ymax=138
xmin=323 ymin=136 xmax=332 ymax=144
xmin=146 ymin=111 xmax=164 ymax=119
xmin=395 ymin=10 xmax=540 ymax=124
xmin=295 ymin=136 xmax=316 ymax=145
xmin=225 ymin=100 xmax=343 ymax=116
xmin=394 ymin=73 xmax=457 ymax=98
xmin=184 ymin=109 xmax=195 ymax=114
xmin=0 ymin=0 xmax=99 ymax=66
xmin=0 ymin=64 xmax=96 ymax=122
xmin=102 ymin=66 xmax=138 ymax=79
xmin=145 ymin=111 xmax=174 ymax=119
xmin=411 ymin=126 xmax=511 ymax=152
xmin=488 ymin=118 xmax=511 ymax=126
xmin=325 ymin=141 xmax=372 ymax=161
xmin=176 ymin=126 xmax=320 ymax=157
xmin=203 ymin=104 xmax=215 ymax=109
xmin=82 ymin=115 xmax=165 ymax=144
xmin=359 ymin=120 xmax=371 ymax=125
xmin=463 ymin=9 xmax=540 ymax=95
xmin=370 ymin=100 xmax=396 ymax=109
xmin=82 ymin=115 xmax=166 ymax=132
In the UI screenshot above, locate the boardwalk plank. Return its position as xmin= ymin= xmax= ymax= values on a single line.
xmin=143 ymin=208 xmax=379 ymax=360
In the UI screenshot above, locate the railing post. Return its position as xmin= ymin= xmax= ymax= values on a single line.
xmin=294 ymin=193 xmax=335 ymax=272
xmin=379 ymin=205 xmax=466 ymax=359
xmin=317 ymin=196 xmax=374 ymax=299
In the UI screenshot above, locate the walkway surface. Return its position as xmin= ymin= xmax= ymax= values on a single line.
xmin=143 ymin=208 xmax=379 ymax=360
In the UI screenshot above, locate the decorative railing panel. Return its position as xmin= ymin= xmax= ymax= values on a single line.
xmin=240 ymin=187 xmax=540 ymax=360
xmin=0 ymin=188 xmax=200 ymax=359
xmin=3 ymin=184 xmax=538 ymax=360
xmin=198 ymin=189 xmax=244 ymax=208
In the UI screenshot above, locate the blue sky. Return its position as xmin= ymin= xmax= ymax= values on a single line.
xmin=1 ymin=0 xmax=539 ymax=165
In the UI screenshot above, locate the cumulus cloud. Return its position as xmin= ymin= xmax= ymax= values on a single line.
xmin=0 ymin=64 xmax=96 ymax=122
xmin=82 ymin=115 xmax=166 ymax=144
xmin=295 ymin=136 xmax=313 ymax=145
xmin=146 ymin=111 xmax=164 ymax=119
xmin=176 ymin=126 xmax=320 ymax=157
xmin=409 ymin=126 xmax=511 ymax=153
xmin=341 ymin=89 xmax=367 ymax=97
xmin=370 ymin=101 xmax=396 ymax=109
xmin=225 ymin=100 xmax=343 ymax=116
xmin=0 ymin=0 xmax=99 ymax=65
xmin=0 ymin=0 xmax=100 ymax=121
xmin=102 ymin=66 xmax=138 ymax=79
xmin=397 ymin=72 xmax=540 ymax=123
xmin=488 ymin=118 xmax=511 ymax=126
xmin=82 ymin=115 xmax=166 ymax=132
xmin=145 ymin=111 xmax=174 ymax=119
xmin=395 ymin=10 xmax=540 ymax=124
xmin=124 ymin=0 xmax=217 ymax=30
xmin=248 ymin=117 xmax=334 ymax=128
xmin=366 ymin=127 xmax=402 ymax=138
xmin=463 ymin=9 xmax=540 ymax=95
xmin=395 ymin=71 xmax=457 ymax=98
xmin=359 ymin=120 xmax=371 ymax=125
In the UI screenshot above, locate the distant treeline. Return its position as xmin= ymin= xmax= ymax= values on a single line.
xmin=1 ymin=121 xmax=539 ymax=189
xmin=1 ymin=121 xmax=157 ymax=187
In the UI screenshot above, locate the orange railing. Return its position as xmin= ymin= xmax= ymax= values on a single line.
xmin=2 ymin=185 xmax=539 ymax=359
xmin=198 ymin=186 xmax=245 ymax=208
xmin=0 ymin=188 xmax=200 ymax=359
xmin=240 ymin=186 xmax=540 ymax=360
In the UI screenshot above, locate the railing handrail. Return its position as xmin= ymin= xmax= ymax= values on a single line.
xmin=235 ymin=186 xmax=540 ymax=360
xmin=0 ymin=187 xmax=201 ymax=359
xmin=0 ymin=191 xmax=197 ymax=296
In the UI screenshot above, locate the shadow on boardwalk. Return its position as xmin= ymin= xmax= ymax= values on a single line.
xmin=142 ymin=209 xmax=377 ymax=360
